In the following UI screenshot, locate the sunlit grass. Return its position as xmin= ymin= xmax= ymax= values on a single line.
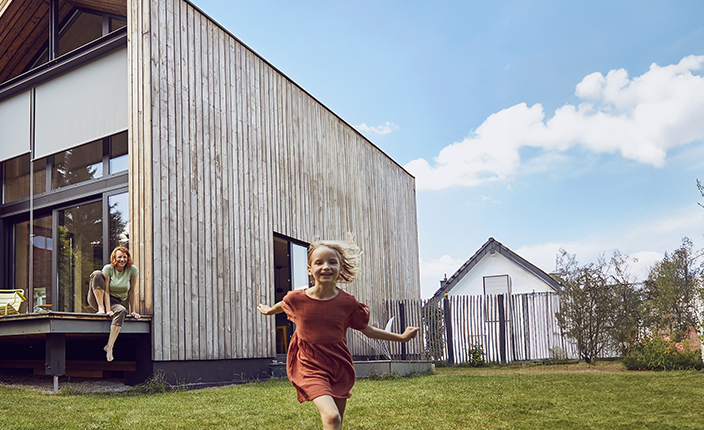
xmin=2 ymin=363 xmax=704 ymax=429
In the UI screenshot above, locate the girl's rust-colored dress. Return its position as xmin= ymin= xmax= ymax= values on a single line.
xmin=281 ymin=288 xmax=370 ymax=403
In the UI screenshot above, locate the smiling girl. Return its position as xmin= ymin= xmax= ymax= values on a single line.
xmin=258 ymin=236 xmax=419 ymax=430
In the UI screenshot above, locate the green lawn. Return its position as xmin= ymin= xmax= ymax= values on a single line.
xmin=2 ymin=363 xmax=704 ymax=429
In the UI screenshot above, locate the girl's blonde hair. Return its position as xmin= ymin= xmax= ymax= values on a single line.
xmin=308 ymin=233 xmax=362 ymax=283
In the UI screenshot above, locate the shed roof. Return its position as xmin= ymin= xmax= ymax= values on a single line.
xmin=430 ymin=237 xmax=562 ymax=300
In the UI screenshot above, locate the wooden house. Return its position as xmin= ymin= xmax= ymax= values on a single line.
xmin=0 ymin=0 xmax=422 ymax=386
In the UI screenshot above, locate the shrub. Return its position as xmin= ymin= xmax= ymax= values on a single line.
xmin=132 ymin=370 xmax=185 ymax=394
xmin=454 ymin=344 xmax=485 ymax=368
xmin=622 ymin=336 xmax=703 ymax=371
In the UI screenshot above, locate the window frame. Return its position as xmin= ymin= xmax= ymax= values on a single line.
xmin=0 ymin=135 xmax=129 ymax=312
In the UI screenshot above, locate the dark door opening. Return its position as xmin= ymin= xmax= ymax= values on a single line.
xmin=273 ymin=235 xmax=309 ymax=357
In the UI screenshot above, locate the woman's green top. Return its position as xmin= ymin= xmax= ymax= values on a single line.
xmin=102 ymin=264 xmax=139 ymax=301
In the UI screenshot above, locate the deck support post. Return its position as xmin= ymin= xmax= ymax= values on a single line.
xmin=45 ymin=333 xmax=66 ymax=377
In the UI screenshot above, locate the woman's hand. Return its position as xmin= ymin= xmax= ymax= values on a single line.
xmin=257 ymin=304 xmax=272 ymax=315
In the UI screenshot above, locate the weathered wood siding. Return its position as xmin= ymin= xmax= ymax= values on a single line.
xmin=129 ymin=0 xmax=421 ymax=361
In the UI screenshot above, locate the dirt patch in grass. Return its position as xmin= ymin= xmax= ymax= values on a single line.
xmin=0 ymin=368 xmax=130 ymax=393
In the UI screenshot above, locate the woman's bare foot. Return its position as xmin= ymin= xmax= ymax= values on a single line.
xmin=96 ymin=309 xmax=106 ymax=315
xmin=104 ymin=345 xmax=114 ymax=362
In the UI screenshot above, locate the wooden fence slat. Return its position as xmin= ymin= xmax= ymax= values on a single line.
xmin=411 ymin=293 xmax=579 ymax=364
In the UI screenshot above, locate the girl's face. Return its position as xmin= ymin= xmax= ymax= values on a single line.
xmin=114 ymin=250 xmax=129 ymax=270
xmin=307 ymin=246 xmax=341 ymax=287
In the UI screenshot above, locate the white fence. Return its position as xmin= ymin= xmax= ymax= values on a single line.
xmin=423 ymin=293 xmax=579 ymax=364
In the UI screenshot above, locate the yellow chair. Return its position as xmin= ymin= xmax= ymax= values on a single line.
xmin=276 ymin=325 xmax=289 ymax=354
xmin=0 ymin=289 xmax=26 ymax=315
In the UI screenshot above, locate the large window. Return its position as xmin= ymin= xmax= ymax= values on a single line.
xmin=57 ymin=201 xmax=103 ymax=313
xmin=30 ymin=9 xmax=127 ymax=72
xmin=1 ymin=131 xmax=129 ymax=313
xmin=2 ymin=156 xmax=47 ymax=203
xmin=13 ymin=215 xmax=53 ymax=312
xmin=3 ymin=131 xmax=127 ymax=204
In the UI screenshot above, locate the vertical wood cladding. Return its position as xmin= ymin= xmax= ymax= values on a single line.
xmin=130 ymin=0 xmax=421 ymax=361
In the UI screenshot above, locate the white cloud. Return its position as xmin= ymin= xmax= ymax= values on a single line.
xmin=406 ymin=55 xmax=704 ymax=191
xmin=419 ymin=255 xmax=467 ymax=298
xmin=514 ymin=207 xmax=703 ymax=285
xmin=355 ymin=121 xmax=399 ymax=135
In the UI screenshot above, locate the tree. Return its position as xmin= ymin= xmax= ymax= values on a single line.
xmin=554 ymin=250 xmax=642 ymax=362
xmin=422 ymin=300 xmax=445 ymax=362
xmin=643 ymin=237 xmax=703 ymax=340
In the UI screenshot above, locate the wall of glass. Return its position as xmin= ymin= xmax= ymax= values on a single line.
xmin=13 ymin=215 xmax=53 ymax=312
xmin=1 ymin=131 xmax=128 ymax=313
xmin=2 ymin=156 xmax=47 ymax=203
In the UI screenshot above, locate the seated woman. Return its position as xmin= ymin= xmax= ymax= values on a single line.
xmin=87 ymin=246 xmax=140 ymax=361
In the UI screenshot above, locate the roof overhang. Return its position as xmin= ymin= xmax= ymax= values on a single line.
xmin=0 ymin=0 xmax=126 ymax=83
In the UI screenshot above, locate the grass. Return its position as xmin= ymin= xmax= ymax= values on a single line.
xmin=2 ymin=362 xmax=704 ymax=429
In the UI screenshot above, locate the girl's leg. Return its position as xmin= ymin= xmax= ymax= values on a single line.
xmin=334 ymin=397 xmax=347 ymax=422
xmin=312 ymin=395 xmax=343 ymax=430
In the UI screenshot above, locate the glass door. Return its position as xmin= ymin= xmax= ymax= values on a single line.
xmin=273 ymin=235 xmax=309 ymax=355
xmin=57 ymin=200 xmax=103 ymax=313
xmin=12 ymin=214 xmax=53 ymax=312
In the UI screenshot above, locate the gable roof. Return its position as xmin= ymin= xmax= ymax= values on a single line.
xmin=430 ymin=237 xmax=562 ymax=300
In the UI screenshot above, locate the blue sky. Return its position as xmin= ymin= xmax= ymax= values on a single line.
xmin=194 ymin=0 xmax=704 ymax=298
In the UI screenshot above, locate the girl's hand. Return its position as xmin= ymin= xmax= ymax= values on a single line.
xmin=107 ymin=310 xmax=115 ymax=317
xmin=257 ymin=304 xmax=272 ymax=315
xmin=400 ymin=326 xmax=420 ymax=342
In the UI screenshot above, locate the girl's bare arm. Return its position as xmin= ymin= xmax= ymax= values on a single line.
xmin=257 ymin=301 xmax=284 ymax=316
xmin=361 ymin=325 xmax=419 ymax=342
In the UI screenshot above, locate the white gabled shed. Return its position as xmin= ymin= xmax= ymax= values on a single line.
xmin=432 ymin=237 xmax=561 ymax=300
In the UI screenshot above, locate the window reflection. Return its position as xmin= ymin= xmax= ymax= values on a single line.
xmin=57 ymin=201 xmax=103 ymax=313
xmin=109 ymin=17 xmax=127 ymax=32
xmin=110 ymin=131 xmax=128 ymax=174
xmin=109 ymin=192 xmax=129 ymax=250
xmin=58 ymin=11 xmax=103 ymax=57
xmin=53 ymin=139 xmax=103 ymax=188
xmin=2 ymin=155 xmax=47 ymax=203
xmin=14 ymin=215 xmax=53 ymax=312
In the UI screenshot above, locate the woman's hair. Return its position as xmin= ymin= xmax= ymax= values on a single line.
xmin=110 ymin=246 xmax=134 ymax=269
xmin=308 ymin=233 xmax=362 ymax=283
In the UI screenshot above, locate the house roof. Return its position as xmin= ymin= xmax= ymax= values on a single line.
xmin=430 ymin=237 xmax=562 ymax=301
xmin=0 ymin=0 xmax=126 ymax=83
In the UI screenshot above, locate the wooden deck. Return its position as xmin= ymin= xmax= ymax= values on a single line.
xmin=0 ymin=311 xmax=151 ymax=337
xmin=0 ymin=312 xmax=151 ymax=378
